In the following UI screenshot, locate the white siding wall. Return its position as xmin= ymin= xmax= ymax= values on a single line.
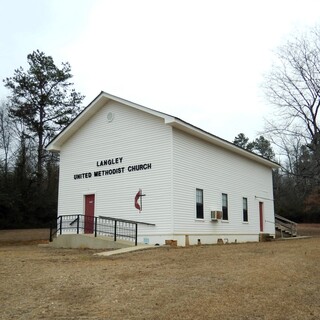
xmin=57 ymin=100 xmax=276 ymax=246
xmin=58 ymin=101 xmax=173 ymax=239
xmin=172 ymin=128 xmax=275 ymax=245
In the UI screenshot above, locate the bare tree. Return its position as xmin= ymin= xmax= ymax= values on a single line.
xmin=263 ymin=26 xmax=320 ymax=150
xmin=0 ymin=101 xmax=13 ymax=181
xmin=263 ymin=25 xmax=320 ymax=221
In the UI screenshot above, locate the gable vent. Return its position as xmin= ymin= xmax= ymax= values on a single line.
xmin=107 ymin=112 xmax=115 ymax=123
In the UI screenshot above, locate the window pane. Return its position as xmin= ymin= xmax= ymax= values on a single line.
xmin=196 ymin=189 xmax=203 ymax=203
xmin=197 ymin=203 xmax=204 ymax=219
xmin=243 ymin=197 xmax=248 ymax=222
xmin=243 ymin=198 xmax=247 ymax=210
xmin=196 ymin=189 xmax=204 ymax=219
xmin=222 ymin=193 xmax=228 ymax=220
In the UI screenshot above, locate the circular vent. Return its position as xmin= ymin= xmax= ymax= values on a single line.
xmin=106 ymin=112 xmax=114 ymax=123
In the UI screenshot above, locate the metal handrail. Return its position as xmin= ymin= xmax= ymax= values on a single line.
xmin=49 ymin=214 xmax=155 ymax=245
xmin=99 ymin=215 xmax=155 ymax=226
xmin=69 ymin=216 xmax=80 ymax=226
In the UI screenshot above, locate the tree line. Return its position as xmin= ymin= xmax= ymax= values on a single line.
xmin=0 ymin=50 xmax=84 ymax=228
xmin=1 ymin=25 xmax=320 ymax=228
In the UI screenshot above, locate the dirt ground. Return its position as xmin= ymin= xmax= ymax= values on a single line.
xmin=297 ymin=223 xmax=320 ymax=238
xmin=0 ymin=225 xmax=320 ymax=320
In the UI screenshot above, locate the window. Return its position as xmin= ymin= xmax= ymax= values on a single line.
xmin=222 ymin=193 xmax=228 ymax=220
xmin=243 ymin=197 xmax=248 ymax=222
xmin=196 ymin=189 xmax=204 ymax=219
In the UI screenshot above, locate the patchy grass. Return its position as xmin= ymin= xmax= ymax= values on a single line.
xmin=297 ymin=223 xmax=320 ymax=237
xmin=0 ymin=226 xmax=320 ymax=319
xmin=0 ymin=228 xmax=50 ymax=244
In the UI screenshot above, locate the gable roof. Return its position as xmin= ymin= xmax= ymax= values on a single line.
xmin=46 ymin=91 xmax=280 ymax=169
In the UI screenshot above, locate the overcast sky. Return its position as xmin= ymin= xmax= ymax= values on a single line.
xmin=1 ymin=0 xmax=320 ymax=141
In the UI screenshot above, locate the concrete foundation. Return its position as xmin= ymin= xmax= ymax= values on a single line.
xmin=50 ymin=234 xmax=136 ymax=249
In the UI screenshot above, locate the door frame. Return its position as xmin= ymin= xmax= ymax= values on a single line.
xmin=259 ymin=201 xmax=264 ymax=232
xmin=84 ymin=194 xmax=95 ymax=234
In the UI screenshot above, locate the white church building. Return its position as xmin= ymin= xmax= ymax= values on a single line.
xmin=47 ymin=91 xmax=279 ymax=246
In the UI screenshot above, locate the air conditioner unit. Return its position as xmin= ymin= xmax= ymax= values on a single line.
xmin=211 ymin=211 xmax=218 ymax=220
xmin=211 ymin=211 xmax=222 ymax=221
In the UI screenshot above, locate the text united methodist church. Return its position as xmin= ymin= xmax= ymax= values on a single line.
xmin=73 ymin=157 xmax=152 ymax=180
xmin=47 ymin=91 xmax=279 ymax=246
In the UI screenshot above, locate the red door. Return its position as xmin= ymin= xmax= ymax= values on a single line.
xmin=259 ymin=202 xmax=264 ymax=232
xmin=84 ymin=194 xmax=95 ymax=234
